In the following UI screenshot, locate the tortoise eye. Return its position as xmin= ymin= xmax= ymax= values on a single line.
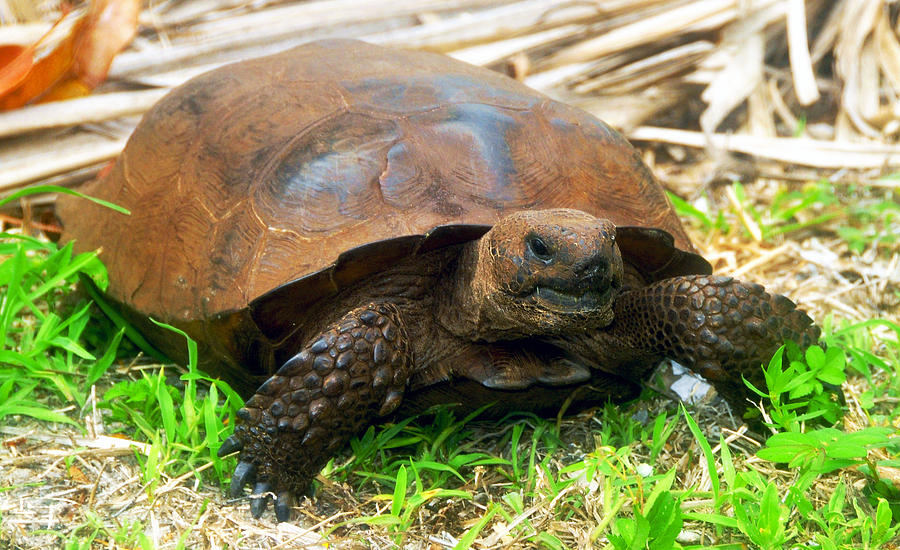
xmin=526 ymin=235 xmax=552 ymax=262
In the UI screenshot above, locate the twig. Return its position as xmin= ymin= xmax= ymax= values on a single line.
xmin=546 ymin=0 xmax=775 ymax=66
xmin=786 ymin=0 xmax=820 ymax=105
xmin=628 ymin=126 xmax=900 ymax=169
xmin=0 ymin=135 xmax=127 ymax=191
xmin=0 ymin=90 xmax=167 ymax=138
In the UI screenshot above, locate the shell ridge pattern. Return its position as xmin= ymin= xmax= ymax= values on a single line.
xmin=238 ymin=230 xmax=271 ymax=314
xmin=153 ymin=72 xmax=272 ymax=319
xmin=331 ymin=79 xmax=354 ymax=112
xmin=249 ymin=106 xmax=363 ymax=225
xmin=331 ymin=79 xmax=537 ymax=226
xmin=246 ymin=106 xmax=349 ymax=231
xmin=111 ymin=148 xmax=144 ymax=304
xmin=245 ymin=104 xmax=412 ymax=298
xmin=235 ymin=79 xmax=406 ymax=306
xmin=405 ymin=103 xmax=521 ymax=210
xmin=380 ymin=119 xmax=430 ymax=215
xmin=502 ymin=105 xmax=572 ymax=209
xmin=116 ymin=145 xmax=181 ymax=310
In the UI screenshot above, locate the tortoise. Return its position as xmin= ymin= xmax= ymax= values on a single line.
xmin=57 ymin=39 xmax=819 ymax=522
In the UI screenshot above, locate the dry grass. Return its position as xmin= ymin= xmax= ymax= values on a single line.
xmin=0 ymin=0 xmax=898 ymax=548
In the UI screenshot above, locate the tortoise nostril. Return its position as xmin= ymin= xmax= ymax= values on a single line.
xmin=579 ymin=255 xmax=609 ymax=279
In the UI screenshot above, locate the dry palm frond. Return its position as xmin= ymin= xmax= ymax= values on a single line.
xmin=0 ymin=0 xmax=899 ymax=195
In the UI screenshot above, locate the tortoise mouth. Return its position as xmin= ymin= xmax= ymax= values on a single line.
xmin=527 ymin=281 xmax=617 ymax=313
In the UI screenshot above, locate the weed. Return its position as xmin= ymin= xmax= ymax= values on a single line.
xmin=743 ymin=343 xmax=846 ymax=431
xmin=608 ymin=489 xmax=683 ymax=550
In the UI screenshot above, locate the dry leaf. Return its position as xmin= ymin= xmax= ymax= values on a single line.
xmin=0 ymin=12 xmax=74 ymax=103
xmin=0 ymin=45 xmax=34 ymax=94
xmin=875 ymin=10 xmax=900 ymax=93
xmin=0 ymin=0 xmax=140 ymax=111
xmin=1 ymin=436 xmax=26 ymax=447
xmin=0 ymin=27 xmax=79 ymax=110
xmin=834 ymin=0 xmax=882 ymax=138
xmin=785 ymin=0 xmax=820 ymax=105
xmin=68 ymin=464 xmax=89 ymax=484
xmin=0 ymin=9 xmax=74 ymax=108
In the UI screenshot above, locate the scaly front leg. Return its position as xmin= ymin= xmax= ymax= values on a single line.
xmin=607 ymin=275 xmax=820 ymax=411
xmin=218 ymin=302 xmax=411 ymax=521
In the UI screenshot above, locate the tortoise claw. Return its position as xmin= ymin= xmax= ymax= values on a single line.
xmin=217 ymin=435 xmax=243 ymax=457
xmin=229 ymin=460 xmax=256 ymax=498
xmin=250 ymin=482 xmax=273 ymax=518
xmin=275 ymin=491 xmax=294 ymax=522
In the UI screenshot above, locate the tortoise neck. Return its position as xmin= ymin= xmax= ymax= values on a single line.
xmin=436 ymin=239 xmax=533 ymax=342
xmin=436 ymin=241 xmax=483 ymax=340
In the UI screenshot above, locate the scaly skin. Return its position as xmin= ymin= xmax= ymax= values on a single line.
xmin=219 ymin=302 xmax=411 ymax=521
xmin=605 ymin=274 xmax=820 ymax=410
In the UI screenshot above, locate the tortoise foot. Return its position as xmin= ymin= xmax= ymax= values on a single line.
xmin=613 ymin=274 xmax=820 ymax=410
xmin=219 ymin=302 xmax=412 ymax=520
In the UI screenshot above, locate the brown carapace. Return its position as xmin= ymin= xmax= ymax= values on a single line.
xmin=57 ymin=39 xmax=819 ymax=522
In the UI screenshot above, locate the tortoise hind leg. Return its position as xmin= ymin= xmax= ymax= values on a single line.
xmin=457 ymin=344 xmax=593 ymax=391
xmin=609 ymin=274 xmax=820 ymax=411
xmin=218 ymin=302 xmax=411 ymax=521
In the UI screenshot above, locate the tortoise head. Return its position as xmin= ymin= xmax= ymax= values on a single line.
xmin=463 ymin=209 xmax=624 ymax=338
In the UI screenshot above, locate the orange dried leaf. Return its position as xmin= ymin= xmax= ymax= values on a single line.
xmin=37 ymin=76 xmax=92 ymax=102
xmin=0 ymin=45 xmax=34 ymax=95
xmin=0 ymin=9 xmax=76 ymax=109
xmin=67 ymin=464 xmax=89 ymax=484
xmin=1 ymin=436 xmax=26 ymax=448
xmin=0 ymin=24 xmax=79 ymax=110
xmin=0 ymin=0 xmax=140 ymax=111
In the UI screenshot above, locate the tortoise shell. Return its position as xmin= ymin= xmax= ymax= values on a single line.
xmin=58 ymin=39 xmax=707 ymax=362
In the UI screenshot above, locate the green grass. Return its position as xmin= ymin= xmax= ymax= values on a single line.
xmin=668 ymin=179 xmax=900 ymax=250
xmin=1 ymin=180 xmax=899 ymax=548
xmin=0 ymin=234 xmax=109 ymax=425
xmin=0 ymin=188 xmax=244 ymax=549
